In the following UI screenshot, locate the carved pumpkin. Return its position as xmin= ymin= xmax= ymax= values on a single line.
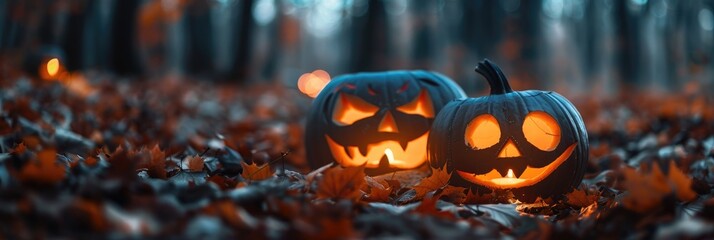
xmin=306 ymin=71 xmax=466 ymax=176
xmin=428 ymin=59 xmax=588 ymax=201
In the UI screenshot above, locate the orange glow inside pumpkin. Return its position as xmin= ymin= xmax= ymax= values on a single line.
xmin=396 ymin=90 xmax=435 ymax=118
xmin=457 ymin=144 xmax=576 ymax=189
xmin=522 ymin=111 xmax=561 ymax=151
xmin=332 ymin=93 xmax=379 ymax=126
xmin=324 ymin=131 xmax=429 ymax=169
xmin=465 ymin=114 xmax=501 ymax=150
xmin=378 ymin=111 xmax=399 ymax=133
xmin=458 ymin=111 xmax=572 ymax=189
xmin=497 ymin=140 xmax=522 ymax=158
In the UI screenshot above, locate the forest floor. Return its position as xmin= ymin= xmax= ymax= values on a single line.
xmin=1 ymin=73 xmax=713 ymax=239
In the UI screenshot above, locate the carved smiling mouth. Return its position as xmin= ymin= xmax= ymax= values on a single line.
xmin=457 ymin=144 xmax=577 ymax=189
xmin=324 ymin=132 xmax=429 ymax=169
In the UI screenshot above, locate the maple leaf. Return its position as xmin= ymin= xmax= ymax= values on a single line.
xmin=621 ymin=165 xmax=670 ymax=213
xmin=84 ymin=156 xmax=99 ymax=167
xmin=240 ymin=161 xmax=274 ymax=181
xmin=410 ymin=165 xmax=452 ymax=200
xmin=183 ymin=155 xmax=204 ymax=172
xmin=667 ymin=160 xmax=697 ymax=202
xmin=463 ymin=189 xmax=495 ymax=204
xmin=18 ymin=148 xmax=67 ymax=184
xmin=12 ymin=142 xmax=26 ymax=154
xmin=147 ymin=144 xmax=167 ymax=178
xmin=440 ymin=185 xmax=467 ymax=203
xmin=620 ymin=162 xmax=696 ymax=213
xmin=413 ymin=194 xmax=455 ymax=219
xmin=363 ymin=176 xmax=391 ymax=202
xmin=565 ymin=188 xmax=599 ymax=208
xmin=316 ymin=165 xmax=366 ymax=201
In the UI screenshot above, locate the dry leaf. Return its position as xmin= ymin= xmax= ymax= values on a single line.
xmin=667 ymin=160 xmax=697 ymax=202
xmin=565 ymin=188 xmax=598 ymax=208
xmin=621 ymin=165 xmax=670 ymax=213
xmin=148 ymin=144 xmax=166 ymax=178
xmin=12 ymin=142 xmax=27 ymax=154
xmin=183 ymin=155 xmax=204 ymax=172
xmin=240 ymin=161 xmax=274 ymax=181
xmin=441 ymin=185 xmax=467 ymax=203
xmin=363 ymin=176 xmax=391 ymax=202
xmin=410 ymin=165 xmax=452 ymax=200
xmin=316 ymin=165 xmax=366 ymax=201
xmin=621 ymin=162 xmax=696 ymax=213
xmin=18 ymin=148 xmax=66 ymax=184
xmin=463 ymin=189 xmax=495 ymax=204
xmin=413 ymin=193 xmax=454 ymax=219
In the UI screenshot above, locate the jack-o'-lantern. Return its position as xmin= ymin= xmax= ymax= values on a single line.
xmin=428 ymin=59 xmax=588 ymax=201
xmin=306 ymin=71 xmax=466 ymax=176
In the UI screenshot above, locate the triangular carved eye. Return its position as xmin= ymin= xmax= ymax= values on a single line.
xmin=332 ymin=93 xmax=379 ymax=126
xmin=396 ymin=90 xmax=434 ymax=118
xmin=465 ymin=114 xmax=501 ymax=150
xmin=522 ymin=111 xmax=561 ymax=151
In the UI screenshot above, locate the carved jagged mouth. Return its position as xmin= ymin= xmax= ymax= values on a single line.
xmin=456 ymin=144 xmax=577 ymax=189
xmin=324 ymin=132 xmax=429 ymax=169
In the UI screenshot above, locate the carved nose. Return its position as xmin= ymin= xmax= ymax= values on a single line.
xmin=378 ymin=111 xmax=399 ymax=133
xmin=498 ymin=139 xmax=521 ymax=158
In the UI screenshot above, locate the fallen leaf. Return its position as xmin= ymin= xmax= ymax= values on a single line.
xmin=148 ymin=144 xmax=167 ymax=178
xmin=667 ymin=160 xmax=697 ymax=202
xmin=12 ymin=142 xmax=27 ymax=154
xmin=413 ymin=193 xmax=454 ymax=219
xmin=316 ymin=165 xmax=365 ymax=201
xmin=579 ymin=202 xmax=598 ymax=219
xmin=183 ymin=155 xmax=204 ymax=172
xmin=621 ymin=163 xmax=673 ymax=213
xmin=240 ymin=161 xmax=274 ymax=181
xmin=363 ymin=176 xmax=391 ymax=202
xmin=440 ymin=185 xmax=467 ymax=203
xmin=463 ymin=189 xmax=495 ymax=204
xmin=565 ymin=188 xmax=598 ymax=208
xmin=410 ymin=165 xmax=451 ymax=200
xmin=18 ymin=148 xmax=66 ymax=184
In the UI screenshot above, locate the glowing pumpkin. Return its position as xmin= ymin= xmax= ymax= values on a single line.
xmin=306 ymin=71 xmax=466 ymax=176
xmin=428 ymin=59 xmax=588 ymax=201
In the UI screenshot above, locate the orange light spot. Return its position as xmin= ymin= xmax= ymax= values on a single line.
xmin=47 ymin=58 xmax=60 ymax=77
xmin=384 ymin=148 xmax=395 ymax=164
xmin=465 ymin=114 xmax=501 ymax=150
xmin=396 ymin=90 xmax=434 ymax=118
xmin=506 ymin=169 xmax=515 ymax=178
xmin=378 ymin=111 xmax=398 ymax=133
xmin=497 ymin=140 xmax=522 ymax=158
xmin=297 ymin=69 xmax=331 ymax=98
xmin=325 ymin=132 xmax=429 ymax=169
xmin=332 ymin=93 xmax=379 ymax=126
xmin=522 ymin=111 xmax=561 ymax=151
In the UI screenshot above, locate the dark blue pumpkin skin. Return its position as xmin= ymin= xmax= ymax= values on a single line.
xmin=306 ymin=71 xmax=466 ymax=176
xmin=428 ymin=60 xmax=588 ymax=202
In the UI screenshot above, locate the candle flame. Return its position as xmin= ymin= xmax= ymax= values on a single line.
xmin=47 ymin=58 xmax=60 ymax=77
xmin=384 ymin=148 xmax=395 ymax=163
xmin=506 ymin=169 xmax=515 ymax=178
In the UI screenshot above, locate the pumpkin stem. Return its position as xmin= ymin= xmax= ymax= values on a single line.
xmin=475 ymin=59 xmax=513 ymax=95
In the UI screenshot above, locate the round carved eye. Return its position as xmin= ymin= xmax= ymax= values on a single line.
xmin=522 ymin=111 xmax=560 ymax=151
xmin=332 ymin=93 xmax=379 ymax=126
xmin=465 ymin=114 xmax=501 ymax=150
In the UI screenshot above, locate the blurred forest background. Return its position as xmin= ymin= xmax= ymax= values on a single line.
xmin=1 ymin=0 xmax=713 ymax=95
